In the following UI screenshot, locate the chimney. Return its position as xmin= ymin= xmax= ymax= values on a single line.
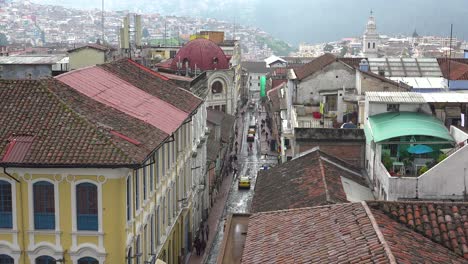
xmin=464 ymin=49 xmax=468 ymax=59
xmin=359 ymin=59 xmax=369 ymax=72
xmin=378 ymin=66 xmax=385 ymax=77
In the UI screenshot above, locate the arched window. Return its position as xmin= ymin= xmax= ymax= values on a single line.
xmin=33 ymin=181 xmax=55 ymax=230
xmin=35 ymin=256 xmax=55 ymax=264
xmin=0 ymin=180 xmax=12 ymax=228
xmin=136 ymin=235 xmax=141 ymax=264
xmin=78 ymin=257 xmax=99 ymax=264
xmin=211 ymin=81 xmax=223 ymax=94
xmin=373 ymin=42 xmax=376 ymax=49
xmin=76 ymin=183 xmax=98 ymax=231
xmin=127 ymin=247 xmax=132 ymax=264
xmin=368 ymin=42 xmax=370 ymax=49
xmin=0 ymin=254 xmax=13 ymax=264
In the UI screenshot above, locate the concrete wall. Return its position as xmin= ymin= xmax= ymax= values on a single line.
xmin=295 ymin=127 xmax=365 ymax=141
xmin=387 ymin=175 xmax=418 ymax=200
xmin=0 ymin=64 xmax=52 ymax=79
xmin=366 ymin=102 xmax=432 ymax=118
xmin=295 ymin=61 xmax=355 ymax=105
xmin=247 ymin=72 xmax=263 ymax=100
xmin=69 ymin=48 xmax=105 ymax=70
xmin=357 ymin=71 xmax=408 ymax=93
xmin=418 ymin=144 xmax=468 ymax=200
xmin=450 ymin=126 xmax=468 ymax=143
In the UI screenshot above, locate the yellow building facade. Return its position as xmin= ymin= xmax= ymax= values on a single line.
xmin=0 ymin=59 xmax=208 ymax=264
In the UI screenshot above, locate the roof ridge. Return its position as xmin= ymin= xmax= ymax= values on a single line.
xmin=119 ymin=59 xmax=204 ymax=114
xmin=361 ymin=201 xmax=397 ymax=264
xmin=368 ymin=200 xmax=468 ymax=206
xmin=319 ymin=156 xmax=332 ymax=203
xmin=43 ymin=79 xmax=137 ymax=165
xmin=251 ymin=202 xmax=355 ymax=216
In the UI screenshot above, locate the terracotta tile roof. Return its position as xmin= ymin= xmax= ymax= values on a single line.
xmin=270 ymin=79 xmax=286 ymax=91
xmin=368 ymin=201 xmax=468 ymax=260
xmin=242 ymin=204 xmax=390 ymax=264
xmin=340 ymin=57 xmax=366 ymax=68
xmin=251 ymin=149 xmax=368 ymax=213
xmin=438 ymin=59 xmax=468 ymax=80
xmin=68 ymin=43 xmax=112 ymax=53
xmin=56 ymin=66 xmax=189 ymax=135
xmin=294 ymin=53 xmax=338 ymax=80
xmin=371 ymin=208 xmax=466 ymax=263
xmin=47 ymin=79 xmax=168 ymax=163
xmin=242 ymin=202 xmax=468 ymax=264
xmin=98 ymin=59 xmax=203 ymax=114
xmin=266 ymin=85 xmax=281 ymax=112
xmin=0 ymin=80 xmax=134 ymax=167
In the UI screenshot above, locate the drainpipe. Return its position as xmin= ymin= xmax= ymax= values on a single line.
xmin=2 ymin=167 xmax=26 ymax=264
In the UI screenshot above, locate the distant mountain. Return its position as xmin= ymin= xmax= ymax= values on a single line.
xmin=29 ymin=0 xmax=468 ymax=45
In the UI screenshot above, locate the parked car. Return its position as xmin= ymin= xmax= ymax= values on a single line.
xmin=238 ymin=176 xmax=251 ymax=189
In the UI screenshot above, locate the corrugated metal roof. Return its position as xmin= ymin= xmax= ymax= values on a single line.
xmin=0 ymin=55 xmax=66 ymax=65
xmin=388 ymin=77 xmax=447 ymax=89
xmin=1 ymin=136 xmax=34 ymax=162
xmin=421 ymin=92 xmax=468 ymax=103
xmin=365 ymin=92 xmax=426 ymax=103
xmin=368 ymin=58 xmax=442 ymax=78
xmin=56 ymin=67 xmax=188 ymax=134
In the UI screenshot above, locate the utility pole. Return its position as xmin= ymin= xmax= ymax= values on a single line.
xmin=447 ymin=23 xmax=453 ymax=91
xmin=101 ymin=0 xmax=105 ymax=43
xmin=164 ymin=19 xmax=167 ymax=47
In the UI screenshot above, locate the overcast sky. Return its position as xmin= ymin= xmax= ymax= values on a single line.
xmin=31 ymin=0 xmax=468 ymax=45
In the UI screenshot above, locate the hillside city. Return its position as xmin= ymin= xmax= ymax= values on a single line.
xmin=0 ymin=1 xmax=468 ymax=264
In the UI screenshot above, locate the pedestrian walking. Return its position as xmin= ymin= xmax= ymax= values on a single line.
xmin=266 ymin=132 xmax=269 ymax=140
xmin=194 ymin=237 xmax=201 ymax=256
xmin=201 ymin=239 xmax=206 ymax=253
xmin=205 ymin=224 xmax=210 ymax=241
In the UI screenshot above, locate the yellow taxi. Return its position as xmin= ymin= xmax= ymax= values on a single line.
xmin=238 ymin=176 xmax=251 ymax=189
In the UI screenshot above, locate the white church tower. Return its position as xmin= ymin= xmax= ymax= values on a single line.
xmin=362 ymin=11 xmax=379 ymax=58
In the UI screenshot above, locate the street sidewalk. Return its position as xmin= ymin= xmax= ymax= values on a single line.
xmin=187 ymin=105 xmax=246 ymax=264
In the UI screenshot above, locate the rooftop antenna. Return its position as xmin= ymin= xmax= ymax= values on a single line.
xmin=101 ymin=0 xmax=105 ymax=43
xmin=164 ymin=19 xmax=167 ymax=46
xmin=447 ymin=23 xmax=453 ymax=91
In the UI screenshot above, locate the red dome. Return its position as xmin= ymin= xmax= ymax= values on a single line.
xmin=170 ymin=38 xmax=229 ymax=72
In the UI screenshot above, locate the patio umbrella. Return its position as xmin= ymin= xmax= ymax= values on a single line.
xmin=407 ymin=144 xmax=433 ymax=154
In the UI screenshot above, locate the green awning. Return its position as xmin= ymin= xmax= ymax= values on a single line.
xmin=365 ymin=112 xmax=454 ymax=143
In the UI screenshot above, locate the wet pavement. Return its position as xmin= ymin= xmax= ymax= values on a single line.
xmin=205 ymin=103 xmax=278 ymax=263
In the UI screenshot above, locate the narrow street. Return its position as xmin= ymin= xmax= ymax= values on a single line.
xmin=205 ymin=102 xmax=278 ymax=263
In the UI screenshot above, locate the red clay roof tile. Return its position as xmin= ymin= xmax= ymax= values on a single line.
xmin=99 ymin=59 xmax=202 ymax=113
xmin=0 ymin=80 xmax=134 ymax=167
xmin=294 ymin=53 xmax=338 ymax=80
xmin=251 ymin=149 xmax=368 ymax=213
